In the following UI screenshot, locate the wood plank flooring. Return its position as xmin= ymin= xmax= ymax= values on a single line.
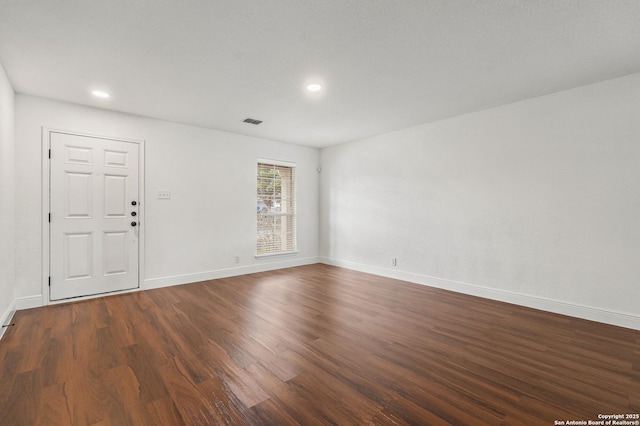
xmin=1 ymin=264 xmax=639 ymax=425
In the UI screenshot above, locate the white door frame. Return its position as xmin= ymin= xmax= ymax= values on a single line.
xmin=41 ymin=127 xmax=145 ymax=305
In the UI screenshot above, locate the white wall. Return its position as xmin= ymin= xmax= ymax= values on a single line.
xmin=9 ymin=73 xmax=640 ymax=330
xmin=320 ymin=73 xmax=640 ymax=329
xmin=0 ymin=61 xmax=15 ymax=333
xmin=15 ymin=95 xmax=320 ymax=304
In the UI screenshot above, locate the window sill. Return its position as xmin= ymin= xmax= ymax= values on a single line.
xmin=255 ymin=251 xmax=298 ymax=259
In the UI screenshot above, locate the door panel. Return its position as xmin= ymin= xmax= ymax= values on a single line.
xmin=104 ymin=174 xmax=127 ymax=217
xmin=104 ymin=150 xmax=128 ymax=167
xmin=50 ymin=132 xmax=139 ymax=300
xmin=103 ymin=231 xmax=128 ymax=275
xmin=64 ymin=146 xmax=92 ymax=164
xmin=64 ymin=232 xmax=93 ymax=280
xmin=64 ymin=172 xmax=93 ymax=218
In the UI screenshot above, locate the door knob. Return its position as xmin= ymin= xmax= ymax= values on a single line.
xmin=131 ymin=221 xmax=137 ymax=227
xmin=131 ymin=201 xmax=137 ymax=206
xmin=131 ymin=212 xmax=137 ymax=216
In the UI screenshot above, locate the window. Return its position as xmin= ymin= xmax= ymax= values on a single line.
xmin=257 ymin=160 xmax=296 ymax=256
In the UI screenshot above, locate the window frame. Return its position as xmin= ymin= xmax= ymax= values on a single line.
xmin=255 ymin=159 xmax=297 ymax=258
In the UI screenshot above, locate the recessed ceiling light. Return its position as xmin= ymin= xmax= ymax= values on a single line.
xmin=91 ymin=90 xmax=110 ymax=98
xmin=306 ymin=83 xmax=322 ymax=92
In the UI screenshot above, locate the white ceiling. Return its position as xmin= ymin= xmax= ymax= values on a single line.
xmin=1 ymin=1 xmax=639 ymax=148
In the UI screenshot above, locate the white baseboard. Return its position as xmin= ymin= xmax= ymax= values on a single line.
xmin=0 ymin=300 xmax=17 ymax=341
xmin=15 ymin=295 xmax=44 ymax=310
xmin=320 ymin=257 xmax=640 ymax=331
xmin=144 ymin=256 xmax=320 ymax=290
xmin=11 ymin=256 xmax=638 ymax=331
xmin=6 ymin=258 xmax=320 ymax=313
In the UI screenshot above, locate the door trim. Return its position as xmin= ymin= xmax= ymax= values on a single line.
xmin=41 ymin=127 xmax=146 ymax=305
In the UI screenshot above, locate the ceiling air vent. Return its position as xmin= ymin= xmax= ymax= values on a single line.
xmin=243 ymin=118 xmax=263 ymax=125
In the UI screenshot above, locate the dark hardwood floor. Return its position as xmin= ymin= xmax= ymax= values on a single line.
xmin=0 ymin=264 xmax=638 ymax=425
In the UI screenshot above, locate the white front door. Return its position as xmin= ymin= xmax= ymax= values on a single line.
xmin=49 ymin=132 xmax=140 ymax=301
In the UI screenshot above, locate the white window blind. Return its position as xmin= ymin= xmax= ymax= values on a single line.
xmin=257 ymin=161 xmax=297 ymax=255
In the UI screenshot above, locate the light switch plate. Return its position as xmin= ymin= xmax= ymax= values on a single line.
xmin=157 ymin=190 xmax=171 ymax=199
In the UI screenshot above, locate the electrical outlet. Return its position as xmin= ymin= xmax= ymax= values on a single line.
xmin=157 ymin=190 xmax=171 ymax=199
xmin=392 ymin=258 xmax=397 ymax=266
xmin=234 ymin=256 xmax=240 ymax=264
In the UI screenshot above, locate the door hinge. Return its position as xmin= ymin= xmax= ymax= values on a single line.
xmin=48 ymin=277 xmax=51 ymax=287
xmin=48 ymin=213 xmax=51 ymax=222
xmin=48 ymin=149 xmax=51 ymax=159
